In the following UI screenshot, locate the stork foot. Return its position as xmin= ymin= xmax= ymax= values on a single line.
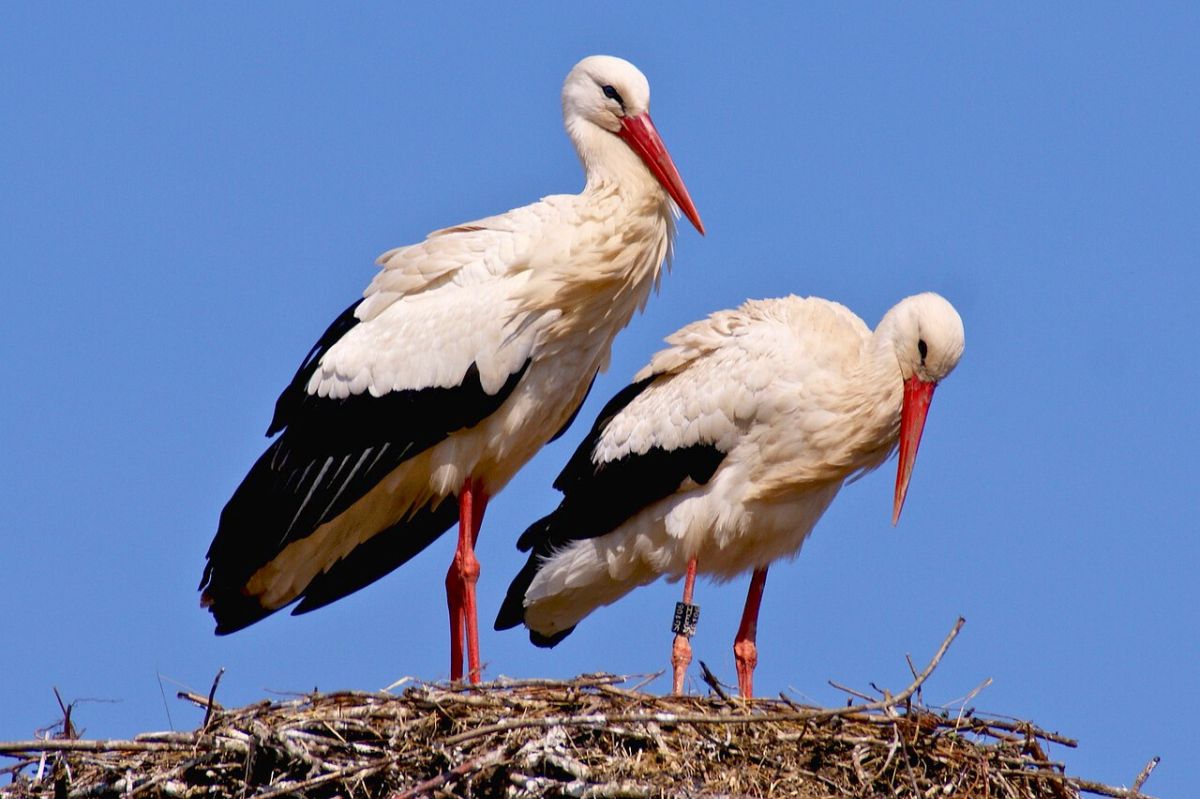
xmin=733 ymin=638 xmax=758 ymax=698
xmin=671 ymin=633 xmax=693 ymax=694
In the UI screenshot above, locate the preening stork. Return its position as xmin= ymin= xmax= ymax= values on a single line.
xmin=496 ymin=293 xmax=964 ymax=697
xmin=199 ymin=55 xmax=704 ymax=684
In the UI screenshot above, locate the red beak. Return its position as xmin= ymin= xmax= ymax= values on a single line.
xmin=893 ymin=375 xmax=937 ymax=525
xmin=618 ymin=113 xmax=705 ymax=235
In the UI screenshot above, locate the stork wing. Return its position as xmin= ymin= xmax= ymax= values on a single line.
xmin=201 ymin=282 xmax=534 ymax=633
xmin=494 ymin=369 xmax=731 ymax=639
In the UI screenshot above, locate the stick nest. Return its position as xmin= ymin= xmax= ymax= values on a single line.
xmin=0 ymin=673 xmax=1154 ymax=799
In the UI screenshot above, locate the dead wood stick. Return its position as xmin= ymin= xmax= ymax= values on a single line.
xmin=828 ymin=680 xmax=875 ymax=702
xmin=391 ymin=744 xmax=509 ymax=799
xmin=962 ymin=716 xmax=1077 ymax=747
xmin=441 ymin=674 xmax=627 ymax=693
xmin=595 ymin=683 xmax=652 ymax=702
xmin=202 ymin=667 xmax=225 ymax=732
xmin=250 ymin=756 xmax=394 ymax=799
xmin=697 ymin=661 xmax=731 ymax=702
xmin=842 ymin=706 xmax=1074 ymax=747
xmin=576 ymin=781 xmax=651 ymax=798
xmin=408 ymin=692 xmax=510 ymax=709
xmin=628 ymin=671 xmax=665 ymax=692
xmin=135 ymin=731 xmax=199 ymax=744
xmin=1131 ymin=756 xmax=1160 ymax=794
xmin=176 ymin=691 xmax=215 ymax=709
xmin=1024 ymin=734 xmax=1075 ymax=799
xmin=878 ymin=616 xmax=964 ymax=708
xmin=0 ymin=740 xmax=196 ymax=754
xmin=998 ymin=769 xmax=1160 ymax=799
xmin=52 ymin=687 xmax=75 ymax=740
xmin=128 ymin=755 xmax=209 ymax=799
xmin=1071 ymin=777 xmax=1159 ymax=799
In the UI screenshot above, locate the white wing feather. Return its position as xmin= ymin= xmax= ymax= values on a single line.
xmin=308 ymin=201 xmax=573 ymax=400
xmin=598 ymin=296 xmax=865 ymax=463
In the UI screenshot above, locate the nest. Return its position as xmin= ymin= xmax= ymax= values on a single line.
xmin=1 ymin=623 xmax=1158 ymax=799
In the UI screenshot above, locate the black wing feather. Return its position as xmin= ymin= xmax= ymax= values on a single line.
xmin=201 ymin=301 xmax=531 ymax=633
xmin=495 ymin=375 xmax=727 ymax=642
xmin=551 ymin=376 xmax=654 ymax=495
xmin=292 ymin=497 xmax=460 ymax=615
xmin=268 ymin=299 xmax=363 ymax=437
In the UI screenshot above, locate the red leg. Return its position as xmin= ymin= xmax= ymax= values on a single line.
xmin=463 ymin=482 xmax=487 ymax=684
xmin=445 ymin=561 xmax=464 ymax=682
xmin=734 ymin=567 xmax=769 ymax=699
xmin=446 ymin=478 xmax=488 ymax=683
xmin=671 ymin=557 xmax=699 ymax=695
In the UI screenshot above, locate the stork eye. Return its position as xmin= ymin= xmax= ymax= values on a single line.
xmin=601 ymin=84 xmax=625 ymax=107
xmin=917 ymin=339 xmax=928 ymax=362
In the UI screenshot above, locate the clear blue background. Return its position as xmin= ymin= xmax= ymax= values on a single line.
xmin=2 ymin=4 xmax=1196 ymax=796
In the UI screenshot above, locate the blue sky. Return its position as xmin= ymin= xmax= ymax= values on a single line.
xmin=2 ymin=3 xmax=1196 ymax=795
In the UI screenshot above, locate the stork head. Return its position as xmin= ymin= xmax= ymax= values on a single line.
xmin=562 ymin=55 xmax=704 ymax=234
xmin=882 ymin=293 xmax=965 ymax=525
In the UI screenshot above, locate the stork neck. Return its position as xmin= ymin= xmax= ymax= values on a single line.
xmin=853 ymin=317 xmax=910 ymax=449
xmin=568 ymin=117 xmax=669 ymax=207
xmin=511 ymin=116 xmax=677 ymax=361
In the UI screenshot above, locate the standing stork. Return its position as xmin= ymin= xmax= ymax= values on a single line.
xmin=199 ymin=55 xmax=704 ymax=684
xmin=496 ymin=293 xmax=964 ymax=697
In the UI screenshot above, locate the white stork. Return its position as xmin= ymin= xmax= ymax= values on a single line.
xmin=200 ymin=55 xmax=704 ymax=684
xmin=496 ymin=293 xmax=964 ymax=697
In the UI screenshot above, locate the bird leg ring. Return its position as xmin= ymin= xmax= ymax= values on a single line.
xmin=671 ymin=557 xmax=700 ymax=694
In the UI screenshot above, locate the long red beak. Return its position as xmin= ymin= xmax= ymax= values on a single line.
xmin=893 ymin=375 xmax=937 ymax=525
xmin=618 ymin=113 xmax=705 ymax=235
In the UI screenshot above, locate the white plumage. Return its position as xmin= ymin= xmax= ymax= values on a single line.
xmin=201 ymin=55 xmax=703 ymax=685
xmin=498 ymin=293 xmax=965 ymax=697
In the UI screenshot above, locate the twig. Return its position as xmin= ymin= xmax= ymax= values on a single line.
xmin=155 ymin=672 xmax=174 ymax=732
xmin=0 ymin=741 xmax=195 ymax=754
xmin=577 ymin=781 xmax=652 ymax=798
xmin=443 ymin=674 xmax=626 ymax=693
xmin=997 ymin=769 xmax=1160 ymax=799
xmin=884 ymin=616 xmax=964 ymax=708
xmin=777 ymin=692 xmax=807 ymax=712
xmin=52 ymin=688 xmax=75 ymax=740
xmin=962 ymin=716 xmax=1077 ymax=747
xmin=697 ymin=661 xmax=731 ymax=702
xmin=175 ymin=691 xmax=214 ymax=709
xmin=202 ymin=668 xmax=225 ymax=732
xmin=251 ymin=757 xmax=394 ymax=799
xmin=595 ymin=683 xmax=651 ymax=702
xmin=628 ymin=671 xmax=664 ymax=693
xmin=904 ymin=653 xmax=921 ymax=704
xmin=135 ymin=732 xmax=198 ymax=745
xmin=391 ymin=744 xmax=509 ymax=798
xmin=828 ymin=681 xmax=875 ymax=703
xmin=1131 ymin=756 xmax=1159 ymax=794
xmin=381 ymin=676 xmax=415 ymax=692
xmin=952 ymin=677 xmax=993 ymax=731
xmin=1024 ymin=734 xmax=1074 ymax=799
xmin=127 ymin=757 xmax=204 ymax=799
